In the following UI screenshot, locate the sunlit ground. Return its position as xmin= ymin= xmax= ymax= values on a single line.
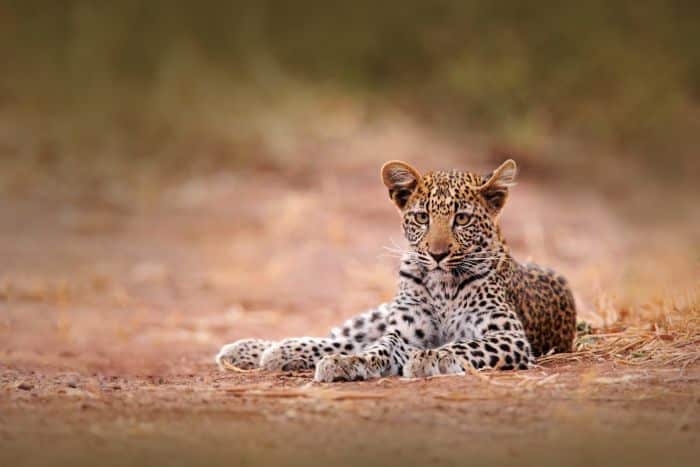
xmin=1 ymin=103 xmax=698 ymax=466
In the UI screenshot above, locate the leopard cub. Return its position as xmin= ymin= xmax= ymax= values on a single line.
xmin=216 ymin=159 xmax=576 ymax=381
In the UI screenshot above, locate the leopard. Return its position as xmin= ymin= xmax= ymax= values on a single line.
xmin=216 ymin=159 xmax=576 ymax=382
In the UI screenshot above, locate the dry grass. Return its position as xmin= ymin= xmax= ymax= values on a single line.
xmin=540 ymin=289 xmax=700 ymax=368
xmin=0 ymin=108 xmax=698 ymax=467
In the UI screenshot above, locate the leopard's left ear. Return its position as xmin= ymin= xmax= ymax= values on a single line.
xmin=381 ymin=160 xmax=421 ymax=210
xmin=479 ymin=159 xmax=517 ymax=214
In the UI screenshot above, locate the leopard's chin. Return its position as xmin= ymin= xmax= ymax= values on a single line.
xmin=427 ymin=266 xmax=451 ymax=277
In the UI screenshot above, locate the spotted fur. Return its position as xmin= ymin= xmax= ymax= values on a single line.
xmin=216 ymin=159 xmax=576 ymax=381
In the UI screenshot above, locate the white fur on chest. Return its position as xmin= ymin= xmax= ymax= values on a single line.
xmin=421 ymin=271 xmax=486 ymax=345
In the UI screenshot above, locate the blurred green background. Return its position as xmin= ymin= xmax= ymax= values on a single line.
xmin=1 ymin=0 xmax=698 ymax=183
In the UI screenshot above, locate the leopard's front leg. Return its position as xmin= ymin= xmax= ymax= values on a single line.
xmin=314 ymin=330 xmax=419 ymax=382
xmin=403 ymin=330 xmax=534 ymax=378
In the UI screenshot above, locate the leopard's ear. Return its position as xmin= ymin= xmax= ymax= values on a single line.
xmin=381 ymin=160 xmax=421 ymax=210
xmin=479 ymin=159 xmax=517 ymax=214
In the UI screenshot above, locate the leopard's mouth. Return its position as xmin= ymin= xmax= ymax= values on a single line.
xmin=427 ymin=262 xmax=452 ymax=274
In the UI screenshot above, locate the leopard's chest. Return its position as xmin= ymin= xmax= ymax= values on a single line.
xmin=423 ymin=277 xmax=484 ymax=344
xmin=429 ymin=301 xmax=482 ymax=345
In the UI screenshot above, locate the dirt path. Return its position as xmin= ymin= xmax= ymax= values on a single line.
xmin=1 ymin=135 xmax=698 ymax=466
xmin=2 ymin=362 xmax=699 ymax=466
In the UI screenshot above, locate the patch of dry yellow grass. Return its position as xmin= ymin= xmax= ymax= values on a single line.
xmin=540 ymin=287 xmax=699 ymax=368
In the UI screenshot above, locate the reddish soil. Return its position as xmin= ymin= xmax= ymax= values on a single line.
xmin=1 ymin=135 xmax=698 ymax=466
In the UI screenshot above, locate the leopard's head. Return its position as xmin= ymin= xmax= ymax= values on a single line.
xmin=381 ymin=159 xmax=516 ymax=273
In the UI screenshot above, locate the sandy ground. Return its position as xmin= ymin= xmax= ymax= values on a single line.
xmin=1 ymin=127 xmax=699 ymax=466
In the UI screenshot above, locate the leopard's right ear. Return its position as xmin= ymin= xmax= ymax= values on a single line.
xmin=479 ymin=159 xmax=517 ymax=215
xmin=381 ymin=160 xmax=421 ymax=210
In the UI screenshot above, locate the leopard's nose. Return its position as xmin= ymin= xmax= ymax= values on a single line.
xmin=428 ymin=251 xmax=449 ymax=263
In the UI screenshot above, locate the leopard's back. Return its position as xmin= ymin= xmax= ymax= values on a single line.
xmin=506 ymin=261 xmax=576 ymax=356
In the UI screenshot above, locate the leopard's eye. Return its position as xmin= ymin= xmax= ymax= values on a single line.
xmin=454 ymin=212 xmax=471 ymax=226
xmin=413 ymin=211 xmax=429 ymax=225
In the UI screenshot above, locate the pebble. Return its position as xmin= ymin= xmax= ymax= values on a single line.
xmin=17 ymin=382 xmax=33 ymax=391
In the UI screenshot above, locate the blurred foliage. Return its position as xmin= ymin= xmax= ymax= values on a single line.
xmin=1 ymin=0 xmax=699 ymax=174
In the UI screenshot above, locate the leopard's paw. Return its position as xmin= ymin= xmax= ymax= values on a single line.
xmin=260 ymin=339 xmax=317 ymax=372
xmin=216 ymin=339 xmax=273 ymax=370
xmin=403 ymin=349 xmax=464 ymax=378
xmin=314 ymin=355 xmax=381 ymax=382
